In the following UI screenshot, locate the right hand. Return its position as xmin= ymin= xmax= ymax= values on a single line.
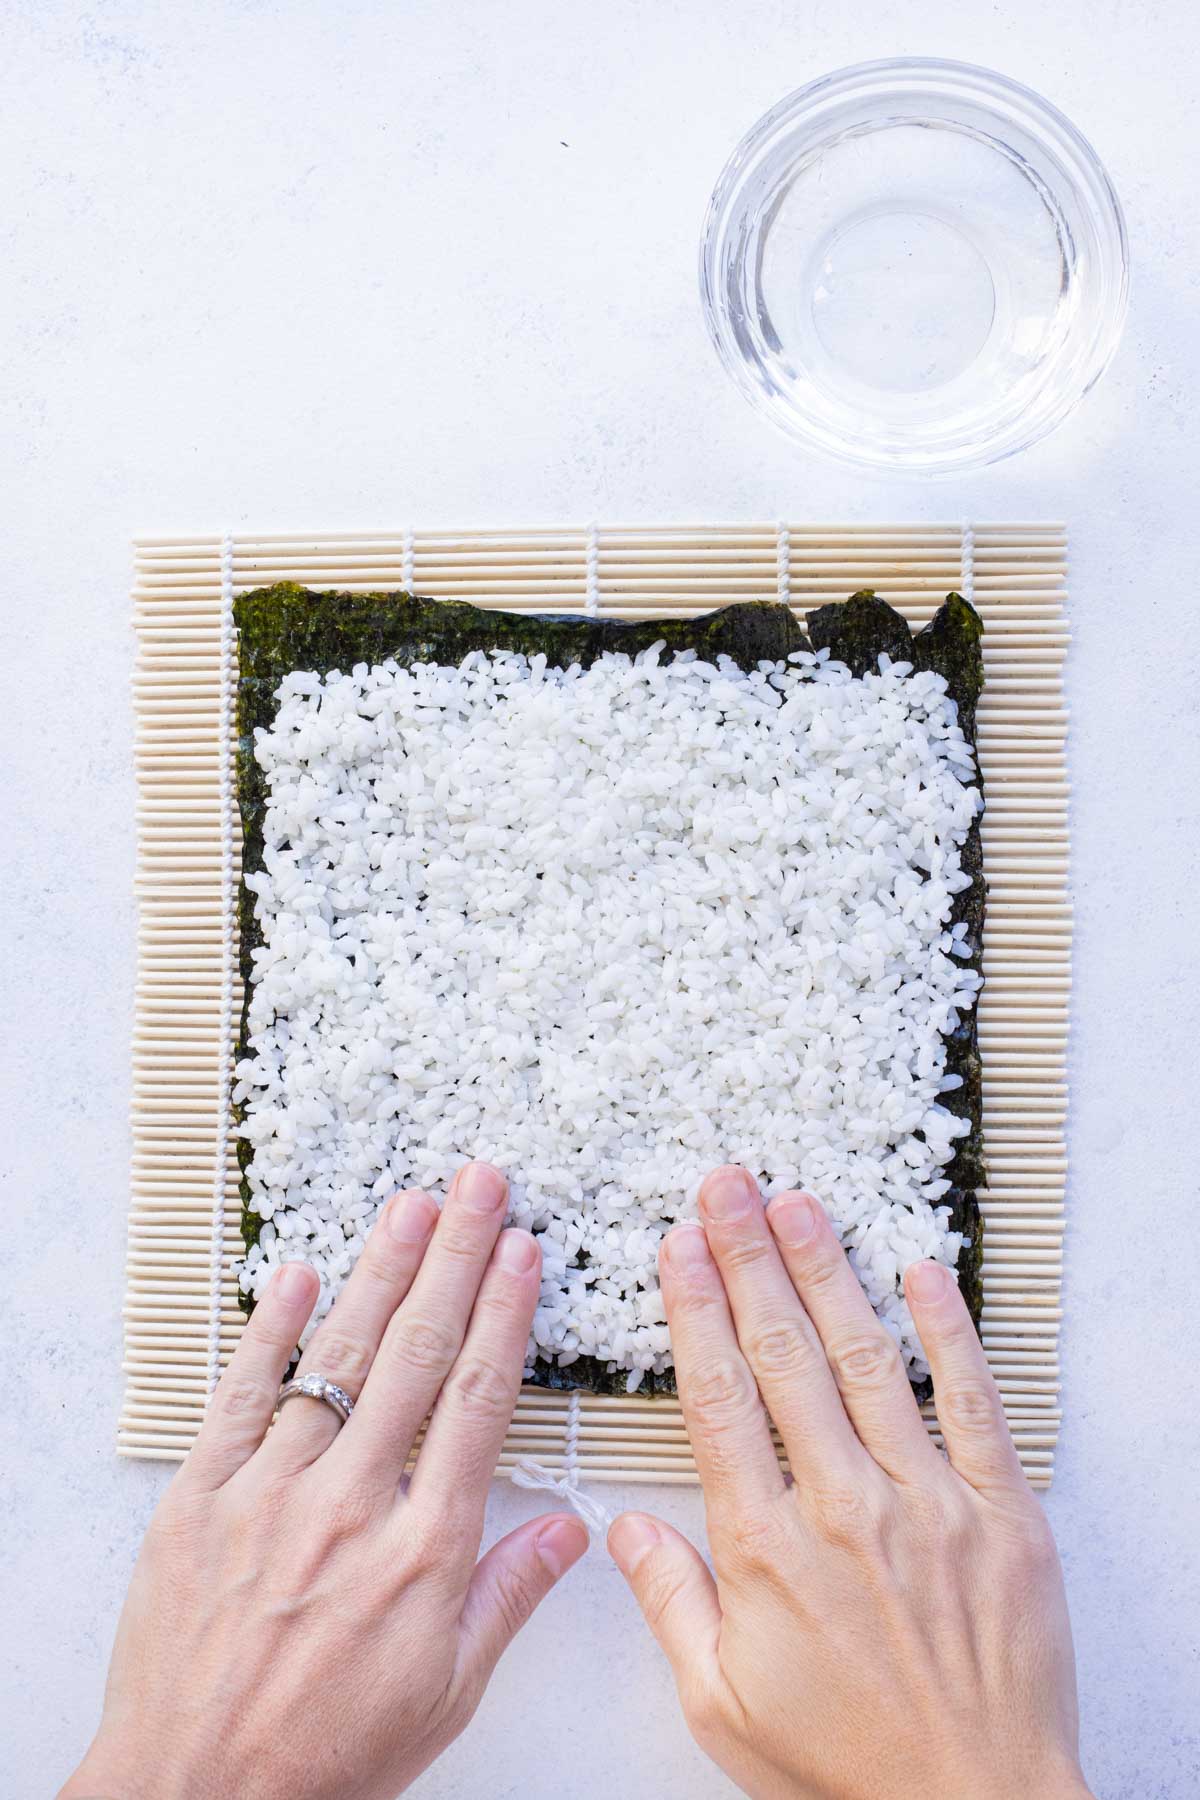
xmin=609 ymin=1167 xmax=1090 ymax=1800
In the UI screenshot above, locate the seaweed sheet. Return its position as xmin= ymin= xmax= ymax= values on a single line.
xmin=235 ymin=583 xmax=985 ymax=1396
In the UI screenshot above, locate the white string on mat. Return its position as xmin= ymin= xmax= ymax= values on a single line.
xmin=776 ymin=520 xmax=791 ymax=607
xmin=511 ymin=1390 xmax=614 ymax=1536
xmin=208 ymin=531 xmax=237 ymax=1398
xmin=401 ymin=527 xmax=416 ymax=593
xmin=960 ymin=521 xmax=976 ymax=605
xmin=584 ymin=523 xmax=600 ymax=618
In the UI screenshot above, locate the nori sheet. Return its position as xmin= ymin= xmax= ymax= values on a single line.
xmin=234 ymin=583 xmax=985 ymax=1394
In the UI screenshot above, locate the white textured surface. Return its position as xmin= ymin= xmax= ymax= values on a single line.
xmin=2 ymin=3 xmax=1197 ymax=1797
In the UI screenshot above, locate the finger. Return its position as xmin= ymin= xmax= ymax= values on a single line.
xmin=343 ymin=1161 xmax=510 ymax=1482
xmin=608 ymin=1512 xmax=721 ymax=1682
xmin=408 ymin=1228 xmax=541 ymax=1529
xmin=698 ymin=1168 xmax=869 ymax=1487
xmin=182 ymin=1262 xmax=320 ymax=1490
xmin=260 ymin=1188 xmax=438 ymax=1475
xmin=455 ymin=1512 xmax=589 ymax=1692
xmin=905 ymin=1260 xmax=1026 ymax=1498
xmin=764 ymin=1188 xmax=939 ymax=1482
xmin=659 ymin=1221 xmax=785 ymax=1513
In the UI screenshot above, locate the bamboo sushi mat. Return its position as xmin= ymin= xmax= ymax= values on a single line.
xmin=124 ymin=523 xmax=1068 ymax=1490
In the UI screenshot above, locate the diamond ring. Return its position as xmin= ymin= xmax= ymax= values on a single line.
xmin=278 ymin=1373 xmax=355 ymax=1426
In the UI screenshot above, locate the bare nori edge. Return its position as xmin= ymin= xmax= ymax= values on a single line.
xmin=234 ymin=583 xmax=986 ymax=1395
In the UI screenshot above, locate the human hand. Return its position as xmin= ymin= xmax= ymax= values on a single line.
xmin=609 ymin=1167 xmax=1090 ymax=1800
xmin=62 ymin=1162 xmax=588 ymax=1800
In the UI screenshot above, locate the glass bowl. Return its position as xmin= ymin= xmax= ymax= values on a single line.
xmin=699 ymin=59 xmax=1129 ymax=474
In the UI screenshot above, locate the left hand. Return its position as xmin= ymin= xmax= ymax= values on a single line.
xmin=62 ymin=1161 xmax=589 ymax=1800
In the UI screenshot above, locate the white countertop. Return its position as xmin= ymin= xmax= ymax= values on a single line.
xmin=3 ymin=3 xmax=1198 ymax=1795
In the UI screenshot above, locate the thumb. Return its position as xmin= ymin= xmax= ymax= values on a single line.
xmin=458 ymin=1512 xmax=589 ymax=1684
xmin=608 ymin=1511 xmax=722 ymax=1677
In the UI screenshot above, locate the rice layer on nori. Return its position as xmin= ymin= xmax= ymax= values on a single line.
xmin=234 ymin=585 xmax=985 ymax=1395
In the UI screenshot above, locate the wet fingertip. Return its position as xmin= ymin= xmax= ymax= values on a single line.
xmin=535 ymin=1514 xmax=590 ymax=1578
xmin=698 ymin=1163 xmax=757 ymax=1222
xmin=495 ymin=1227 xmax=540 ymax=1274
xmin=766 ymin=1186 xmax=821 ymax=1213
xmin=660 ymin=1221 xmax=711 ymax=1270
xmin=607 ymin=1510 xmax=662 ymax=1573
xmin=906 ymin=1259 xmax=952 ymax=1303
xmin=275 ymin=1260 xmax=318 ymax=1302
xmin=384 ymin=1188 xmax=438 ymax=1242
xmin=455 ymin=1160 xmax=509 ymax=1213
xmin=766 ymin=1191 xmax=819 ymax=1247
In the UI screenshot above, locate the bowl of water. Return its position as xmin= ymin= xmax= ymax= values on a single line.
xmin=699 ymin=59 xmax=1129 ymax=474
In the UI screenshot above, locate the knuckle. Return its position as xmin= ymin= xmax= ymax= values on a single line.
xmin=252 ymin=1307 xmax=306 ymax=1355
xmin=436 ymin=1679 xmax=478 ymax=1738
xmin=474 ymin=1284 xmax=529 ymax=1331
xmin=491 ymin=1561 xmax=539 ymax=1638
xmin=682 ymin=1677 xmax=726 ymax=1744
xmin=746 ymin=1319 xmax=817 ymax=1377
xmin=673 ymin=1279 xmax=723 ymax=1321
xmin=144 ymin=1489 xmax=206 ymax=1555
xmin=639 ymin=1559 xmax=694 ymax=1633
xmin=799 ymin=1247 xmax=845 ymax=1291
xmin=1002 ymin=1506 xmax=1058 ymax=1572
xmin=305 ymin=1333 xmax=373 ymax=1389
xmin=388 ymin=1314 xmax=460 ymax=1376
xmin=359 ymin=1247 xmax=414 ymax=1290
xmin=902 ymin=1482 xmax=964 ymax=1547
xmin=443 ymin=1355 xmax=517 ymax=1422
xmin=812 ymin=1483 xmax=880 ymax=1549
xmin=395 ymin=1522 xmax=449 ymax=1584
xmin=319 ymin=1485 xmax=379 ymax=1543
xmin=722 ymin=1506 xmax=787 ymax=1575
xmin=221 ymin=1472 xmax=291 ymax=1541
xmin=214 ymin=1373 xmax=274 ymax=1422
xmin=435 ymin=1223 xmax=486 ymax=1265
xmin=830 ymin=1330 xmax=902 ymax=1390
xmin=1024 ymin=1517 xmax=1060 ymax=1573
xmin=683 ymin=1694 xmax=712 ymax=1742
xmin=686 ymin=1359 xmax=758 ymax=1429
xmin=939 ymin=1378 xmax=1001 ymax=1434
xmin=253 ymin=1474 xmax=295 ymax=1526
xmin=718 ymin=1233 xmax=771 ymax=1272
xmin=142 ymin=1514 xmax=182 ymax=1569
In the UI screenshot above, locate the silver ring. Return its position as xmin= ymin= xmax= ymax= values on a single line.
xmin=278 ymin=1372 xmax=354 ymax=1425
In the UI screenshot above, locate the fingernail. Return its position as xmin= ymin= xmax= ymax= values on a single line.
xmin=769 ymin=1193 xmax=817 ymax=1247
xmin=277 ymin=1261 xmax=314 ymax=1301
xmin=699 ymin=1165 xmax=756 ymax=1222
xmin=907 ymin=1260 xmax=951 ymax=1302
xmin=385 ymin=1189 xmax=436 ymax=1243
xmin=536 ymin=1516 xmax=589 ymax=1579
xmin=608 ymin=1512 xmax=661 ymax=1575
xmin=456 ymin=1161 xmax=508 ymax=1213
xmin=496 ymin=1228 xmax=539 ymax=1274
xmin=662 ymin=1222 xmax=711 ymax=1270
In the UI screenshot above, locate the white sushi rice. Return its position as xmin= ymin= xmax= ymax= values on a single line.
xmin=235 ymin=641 xmax=982 ymax=1386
